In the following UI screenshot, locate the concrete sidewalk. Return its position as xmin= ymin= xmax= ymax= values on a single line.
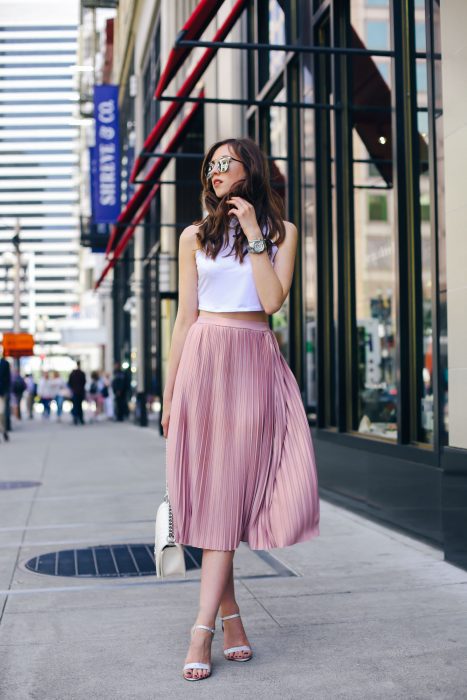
xmin=0 ymin=415 xmax=466 ymax=700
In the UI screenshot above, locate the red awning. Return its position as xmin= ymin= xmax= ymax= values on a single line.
xmin=105 ymin=88 xmax=204 ymax=258
xmin=130 ymin=0 xmax=247 ymax=183
xmin=155 ymin=0 xmax=226 ymax=99
xmin=96 ymin=93 xmax=204 ymax=289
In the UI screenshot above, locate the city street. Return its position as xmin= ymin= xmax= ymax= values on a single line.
xmin=0 ymin=417 xmax=466 ymax=699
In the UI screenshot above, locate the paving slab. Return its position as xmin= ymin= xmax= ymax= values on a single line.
xmin=0 ymin=417 xmax=466 ymax=700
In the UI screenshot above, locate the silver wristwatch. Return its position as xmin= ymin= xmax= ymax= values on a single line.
xmin=247 ymin=238 xmax=267 ymax=254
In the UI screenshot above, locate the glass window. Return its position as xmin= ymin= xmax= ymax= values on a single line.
xmin=351 ymin=2 xmax=397 ymax=439
xmin=375 ymin=60 xmax=390 ymax=85
xmin=269 ymin=87 xmax=289 ymax=362
xmin=301 ymin=1 xmax=317 ymax=419
xmin=416 ymin=61 xmax=428 ymax=95
xmin=354 ymin=148 xmax=398 ymax=441
xmin=257 ymin=0 xmax=286 ymax=89
xmin=365 ymin=20 xmax=389 ymax=50
xmin=368 ymin=194 xmax=388 ymax=221
xmin=415 ymin=22 xmax=426 ymax=51
xmin=366 ymin=236 xmax=394 ymax=271
xmin=269 ymin=0 xmax=286 ymax=77
xmin=420 ymin=193 xmax=430 ymax=222
xmin=414 ymin=2 xmax=437 ymax=444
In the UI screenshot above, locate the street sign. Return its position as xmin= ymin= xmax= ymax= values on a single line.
xmin=1 ymin=333 xmax=34 ymax=358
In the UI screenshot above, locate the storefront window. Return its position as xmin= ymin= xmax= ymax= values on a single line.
xmin=258 ymin=0 xmax=286 ymax=89
xmin=299 ymin=0 xmax=443 ymax=443
xmin=415 ymin=3 xmax=434 ymax=443
xmin=141 ymin=20 xmax=161 ymax=401
xmin=368 ymin=194 xmax=388 ymax=221
xmin=269 ymin=87 xmax=290 ymax=363
xmin=269 ymin=0 xmax=286 ymax=77
xmin=352 ymin=2 xmax=397 ymax=439
xmin=301 ymin=11 xmax=317 ymax=417
xmin=365 ymin=20 xmax=389 ymax=50
xmin=354 ymin=138 xmax=397 ymax=439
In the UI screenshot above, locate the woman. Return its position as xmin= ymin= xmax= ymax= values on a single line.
xmin=38 ymin=371 xmax=54 ymax=419
xmin=50 ymin=370 xmax=67 ymax=422
xmin=88 ymin=370 xmax=104 ymax=422
xmin=162 ymin=138 xmax=320 ymax=682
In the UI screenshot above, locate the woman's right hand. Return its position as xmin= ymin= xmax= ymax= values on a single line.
xmin=161 ymin=396 xmax=171 ymax=438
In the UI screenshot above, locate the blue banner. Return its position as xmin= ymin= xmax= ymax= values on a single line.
xmin=89 ymin=145 xmax=97 ymax=220
xmin=93 ymin=84 xmax=121 ymax=223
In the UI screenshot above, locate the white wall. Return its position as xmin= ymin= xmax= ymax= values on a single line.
xmin=440 ymin=0 xmax=467 ymax=449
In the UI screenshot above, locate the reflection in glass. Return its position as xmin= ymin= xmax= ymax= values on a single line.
xmin=352 ymin=1 xmax=397 ymax=439
xmin=301 ymin=38 xmax=317 ymax=417
xmin=415 ymin=4 xmax=434 ymax=443
xmin=269 ymin=0 xmax=286 ymax=78
xmin=365 ymin=20 xmax=389 ymax=50
xmin=269 ymin=88 xmax=289 ymax=362
xmin=354 ymin=137 xmax=397 ymax=439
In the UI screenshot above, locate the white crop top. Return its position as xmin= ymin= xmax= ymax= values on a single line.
xmin=195 ymin=219 xmax=279 ymax=312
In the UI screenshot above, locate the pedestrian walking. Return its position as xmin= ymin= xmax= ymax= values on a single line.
xmin=24 ymin=374 xmax=37 ymax=419
xmin=0 ymin=354 xmax=11 ymax=442
xmin=68 ymin=361 xmax=86 ymax=425
xmin=102 ymin=373 xmax=114 ymax=419
xmin=88 ymin=370 xmax=104 ymax=421
xmin=163 ymin=138 xmax=320 ymax=682
xmin=11 ymin=372 xmax=26 ymax=420
xmin=38 ymin=371 xmax=54 ymax=419
xmin=111 ymin=363 xmax=127 ymax=422
xmin=50 ymin=371 xmax=67 ymax=422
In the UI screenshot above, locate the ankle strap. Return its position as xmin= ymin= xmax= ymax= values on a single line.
xmin=192 ymin=623 xmax=215 ymax=635
xmin=220 ymin=613 xmax=240 ymax=621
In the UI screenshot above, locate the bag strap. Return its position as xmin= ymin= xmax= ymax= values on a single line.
xmin=165 ymin=441 xmax=175 ymax=543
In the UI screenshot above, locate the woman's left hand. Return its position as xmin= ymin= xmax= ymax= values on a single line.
xmin=226 ymin=196 xmax=260 ymax=240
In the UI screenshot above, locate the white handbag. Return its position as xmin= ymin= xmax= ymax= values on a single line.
xmin=154 ymin=443 xmax=186 ymax=578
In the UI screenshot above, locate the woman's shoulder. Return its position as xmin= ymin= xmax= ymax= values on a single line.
xmin=271 ymin=220 xmax=297 ymax=246
xmin=282 ymin=220 xmax=297 ymax=235
xmin=180 ymin=223 xmax=202 ymax=253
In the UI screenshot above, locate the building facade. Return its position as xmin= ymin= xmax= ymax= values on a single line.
xmin=93 ymin=0 xmax=467 ymax=569
xmin=0 ymin=0 xmax=81 ymax=370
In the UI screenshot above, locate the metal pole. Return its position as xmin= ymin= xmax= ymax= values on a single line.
xmin=12 ymin=219 xmax=21 ymax=335
xmin=27 ymin=252 xmax=36 ymax=335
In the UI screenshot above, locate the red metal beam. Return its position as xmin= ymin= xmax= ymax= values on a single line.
xmin=96 ymin=93 xmax=204 ymax=289
xmin=155 ymin=0 xmax=225 ymax=98
xmin=94 ymin=183 xmax=160 ymax=291
xmin=129 ymin=0 xmax=247 ymax=183
xmin=105 ymin=89 xmax=204 ymax=258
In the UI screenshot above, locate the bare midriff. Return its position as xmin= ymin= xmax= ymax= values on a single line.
xmin=198 ymin=309 xmax=269 ymax=322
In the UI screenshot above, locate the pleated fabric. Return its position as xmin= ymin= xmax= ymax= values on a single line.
xmin=166 ymin=315 xmax=320 ymax=551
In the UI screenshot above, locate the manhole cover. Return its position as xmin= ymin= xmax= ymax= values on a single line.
xmin=0 ymin=481 xmax=42 ymax=490
xmin=24 ymin=543 xmax=203 ymax=578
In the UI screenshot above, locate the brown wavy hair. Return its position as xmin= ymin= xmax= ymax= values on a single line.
xmin=193 ymin=137 xmax=286 ymax=263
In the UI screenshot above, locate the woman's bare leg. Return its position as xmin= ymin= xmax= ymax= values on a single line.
xmin=183 ymin=548 xmax=234 ymax=679
xmin=218 ymin=557 xmax=252 ymax=661
xmin=219 ymin=559 xmax=235 ymax=611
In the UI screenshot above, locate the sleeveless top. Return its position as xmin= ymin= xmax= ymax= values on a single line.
xmin=195 ymin=218 xmax=279 ymax=312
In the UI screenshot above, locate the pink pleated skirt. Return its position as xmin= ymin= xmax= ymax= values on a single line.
xmin=166 ymin=314 xmax=320 ymax=551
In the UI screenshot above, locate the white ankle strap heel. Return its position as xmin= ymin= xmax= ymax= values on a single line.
xmin=220 ymin=613 xmax=253 ymax=662
xmin=182 ymin=624 xmax=215 ymax=681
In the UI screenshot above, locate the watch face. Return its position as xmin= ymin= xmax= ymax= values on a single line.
xmin=253 ymin=240 xmax=266 ymax=252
